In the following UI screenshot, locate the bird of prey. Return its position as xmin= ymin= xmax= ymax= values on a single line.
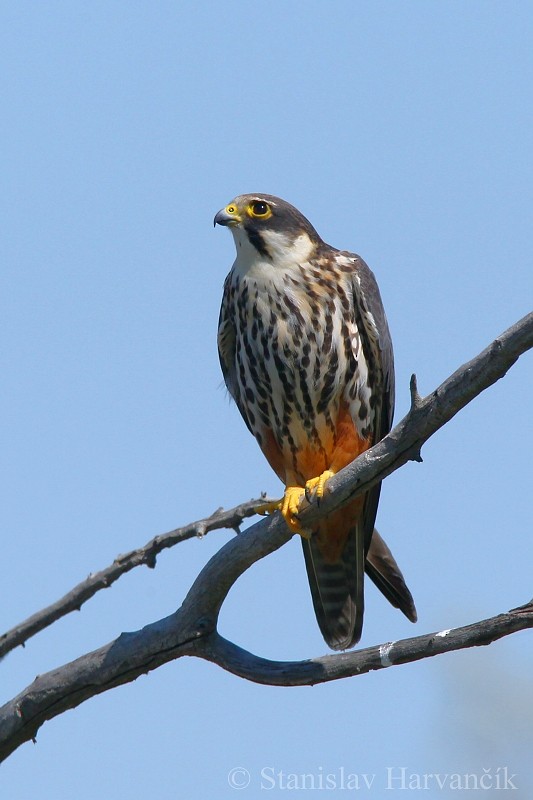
xmin=215 ymin=194 xmax=416 ymax=650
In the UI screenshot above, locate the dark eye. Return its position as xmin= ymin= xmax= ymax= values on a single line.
xmin=250 ymin=201 xmax=270 ymax=217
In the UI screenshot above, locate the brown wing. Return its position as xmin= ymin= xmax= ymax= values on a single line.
xmin=350 ymin=254 xmax=395 ymax=550
xmin=352 ymin=256 xmax=416 ymax=623
xmin=365 ymin=528 xmax=417 ymax=622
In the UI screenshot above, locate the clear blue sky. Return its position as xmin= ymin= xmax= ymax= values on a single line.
xmin=1 ymin=2 xmax=532 ymax=797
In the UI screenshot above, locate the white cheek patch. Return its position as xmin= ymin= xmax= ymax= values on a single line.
xmin=260 ymin=230 xmax=315 ymax=265
xmin=231 ymin=228 xmax=316 ymax=282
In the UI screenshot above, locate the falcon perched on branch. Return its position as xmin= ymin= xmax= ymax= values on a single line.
xmin=215 ymin=194 xmax=416 ymax=650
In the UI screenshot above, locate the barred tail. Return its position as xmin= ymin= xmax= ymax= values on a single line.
xmin=302 ymin=520 xmax=365 ymax=651
xmin=302 ymin=519 xmax=416 ymax=650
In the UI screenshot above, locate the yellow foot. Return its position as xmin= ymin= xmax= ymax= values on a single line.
xmin=255 ymin=487 xmax=311 ymax=538
xmin=305 ymin=470 xmax=335 ymax=502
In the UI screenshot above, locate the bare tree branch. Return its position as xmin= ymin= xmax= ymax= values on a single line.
xmin=0 ymin=497 xmax=272 ymax=660
xmin=0 ymin=313 xmax=531 ymax=762
xmin=201 ymin=603 xmax=533 ymax=686
xmin=3 ymin=314 xmax=530 ymax=662
xmin=0 ymin=507 xmax=531 ymax=762
xmin=0 ymin=513 xmax=287 ymax=763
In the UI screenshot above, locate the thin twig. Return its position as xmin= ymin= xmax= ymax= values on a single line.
xmin=0 ymin=497 xmax=273 ymax=660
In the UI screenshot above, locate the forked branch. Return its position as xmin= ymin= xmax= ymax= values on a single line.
xmin=0 ymin=312 xmax=531 ymax=763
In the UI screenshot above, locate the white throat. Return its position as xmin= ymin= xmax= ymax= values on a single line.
xmin=230 ymin=227 xmax=316 ymax=279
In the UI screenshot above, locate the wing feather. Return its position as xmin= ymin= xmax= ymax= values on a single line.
xmin=217 ymin=276 xmax=252 ymax=433
xmin=348 ymin=254 xmax=395 ymax=553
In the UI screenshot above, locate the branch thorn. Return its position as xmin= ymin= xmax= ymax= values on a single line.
xmin=409 ymin=373 xmax=423 ymax=411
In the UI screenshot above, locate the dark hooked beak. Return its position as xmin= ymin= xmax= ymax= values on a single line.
xmin=213 ymin=207 xmax=240 ymax=227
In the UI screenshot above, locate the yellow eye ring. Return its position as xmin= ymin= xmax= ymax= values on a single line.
xmin=247 ymin=200 xmax=272 ymax=219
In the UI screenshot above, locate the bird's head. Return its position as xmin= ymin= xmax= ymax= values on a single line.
xmin=214 ymin=193 xmax=323 ymax=263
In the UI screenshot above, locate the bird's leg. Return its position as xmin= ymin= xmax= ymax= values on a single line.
xmin=256 ymin=469 xmax=335 ymax=533
xmin=280 ymin=486 xmax=310 ymax=535
xmin=305 ymin=469 xmax=335 ymax=503
xmin=255 ymin=486 xmax=312 ymax=538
